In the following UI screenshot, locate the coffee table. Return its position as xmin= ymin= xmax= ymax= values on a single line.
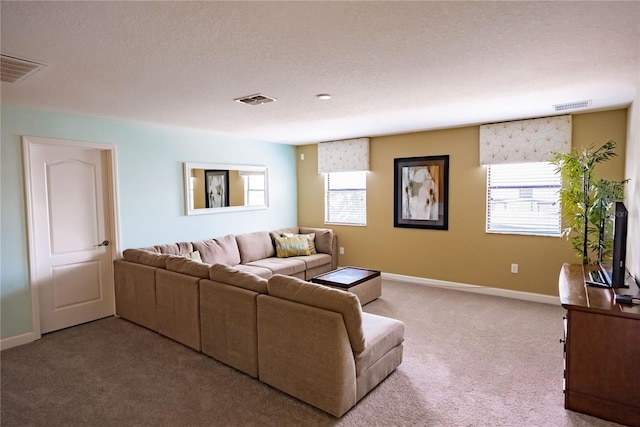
xmin=311 ymin=267 xmax=381 ymax=305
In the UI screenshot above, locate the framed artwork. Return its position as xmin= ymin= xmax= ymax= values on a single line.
xmin=394 ymin=155 xmax=449 ymax=230
xmin=204 ymin=170 xmax=229 ymax=208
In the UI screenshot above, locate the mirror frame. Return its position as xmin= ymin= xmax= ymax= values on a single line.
xmin=184 ymin=162 xmax=269 ymax=215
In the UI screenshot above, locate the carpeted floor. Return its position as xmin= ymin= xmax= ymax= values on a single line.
xmin=1 ymin=280 xmax=623 ymax=426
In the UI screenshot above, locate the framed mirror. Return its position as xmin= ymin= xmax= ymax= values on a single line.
xmin=184 ymin=162 xmax=268 ymax=215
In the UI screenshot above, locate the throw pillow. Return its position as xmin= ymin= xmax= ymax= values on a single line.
xmin=274 ymin=236 xmax=311 ymax=258
xmin=184 ymin=250 xmax=203 ymax=263
xmin=283 ymin=232 xmax=317 ymax=254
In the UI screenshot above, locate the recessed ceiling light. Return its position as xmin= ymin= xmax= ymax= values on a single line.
xmin=316 ymin=94 xmax=331 ymax=100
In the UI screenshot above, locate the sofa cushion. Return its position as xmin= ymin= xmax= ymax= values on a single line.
xmin=246 ymin=258 xmax=306 ymax=277
xmin=297 ymin=253 xmax=332 ymax=270
xmin=233 ymin=264 xmax=273 ymax=279
xmin=274 ymin=236 xmax=311 ymax=257
xmin=267 ymin=274 xmax=365 ymax=353
xmin=269 ymin=227 xmax=300 ymax=240
xmin=283 ymin=232 xmax=317 ymax=254
xmin=192 ymin=235 xmax=241 ymax=266
xmin=166 ymin=255 xmax=210 ymax=279
xmin=122 ymin=249 xmax=170 ymax=268
xmin=300 ymin=227 xmax=333 ymax=254
xmin=236 ymin=231 xmax=275 ymax=263
xmin=209 ymin=263 xmax=268 ymax=294
xmin=152 ymin=241 xmax=194 ymax=255
xmin=354 ymin=312 xmax=405 ymax=376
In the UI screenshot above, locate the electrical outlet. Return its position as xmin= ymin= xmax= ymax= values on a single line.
xmin=511 ymin=263 xmax=519 ymax=274
xmin=339 ymin=247 xmax=345 ymax=255
xmin=300 ymin=153 xmax=305 ymax=160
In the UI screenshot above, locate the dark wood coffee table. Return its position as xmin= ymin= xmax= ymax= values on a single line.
xmin=311 ymin=267 xmax=381 ymax=305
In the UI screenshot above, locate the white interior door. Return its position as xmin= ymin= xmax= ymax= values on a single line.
xmin=25 ymin=137 xmax=117 ymax=334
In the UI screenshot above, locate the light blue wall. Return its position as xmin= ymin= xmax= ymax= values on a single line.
xmin=1 ymin=105 xmax=298 ymax=339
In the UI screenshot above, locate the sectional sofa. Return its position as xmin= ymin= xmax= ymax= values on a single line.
xmin=114 ymin=226 xmax=338 ymax=338
xmin=113 ymin=227 xmax=405 ymax=417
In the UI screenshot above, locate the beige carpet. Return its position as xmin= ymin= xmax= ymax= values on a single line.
xmin=1 ymin=280 xmax=623 ymax=426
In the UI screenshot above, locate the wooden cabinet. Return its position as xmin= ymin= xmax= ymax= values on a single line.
xmin=559 ymin=263 xmax=640 ymax=427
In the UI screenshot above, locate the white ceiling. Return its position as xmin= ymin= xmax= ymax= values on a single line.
xmin=1 ymin=1 xmax=639 ymax=145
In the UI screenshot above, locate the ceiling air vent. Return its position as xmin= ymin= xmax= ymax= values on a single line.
xmin=553 ymin=99 xmax=592 ymax=112
xmin=234 ymin=93 xmax=277 ymax=106
xmin=1 ymin=54 xmax=46 ymax=83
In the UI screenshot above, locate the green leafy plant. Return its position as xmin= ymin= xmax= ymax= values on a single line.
xmin=551 ymin=140 xmax=627 ymax=264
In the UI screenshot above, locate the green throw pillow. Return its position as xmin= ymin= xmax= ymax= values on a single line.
xmin=275 ymin=236 xmax=311 ymax=258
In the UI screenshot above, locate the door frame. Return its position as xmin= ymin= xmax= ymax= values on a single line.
xmin=23 ymin=136 xmax=121 ymax=339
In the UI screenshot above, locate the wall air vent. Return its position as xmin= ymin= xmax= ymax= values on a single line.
xmin=1 ymin=54 xmax=46 ymax=83
xmin=553 ymin=99 xmax=592 ymax=112
xmin=234 ymin=93 xmax=277 ymax=106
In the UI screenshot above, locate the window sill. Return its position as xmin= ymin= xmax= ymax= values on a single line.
xmin=486 ymin=230 xmax=561 ymax=238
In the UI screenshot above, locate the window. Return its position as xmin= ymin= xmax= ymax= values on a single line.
xmin=243 ymin=174 xmax=265 ymax=206
xmin=325 ymin=171 xmax=366 ymax=225
xmin=486 ymin=162 xmax=561 ymax=236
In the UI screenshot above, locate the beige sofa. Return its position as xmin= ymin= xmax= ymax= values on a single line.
xmin=114 ymin=226 xmax=338 ymax=347
xmin=113 ymin=227 xmax=405 ymax=416
xmin=258 ymin=274 xmax=405 ymax=417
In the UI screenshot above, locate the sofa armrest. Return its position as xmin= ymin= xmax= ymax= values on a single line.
xmin=299 ymin=227 xmax=338 ymax=269
xmin=113 ymin=259 xmax=158 ymax=331
xmin=122 ymin=249 xmax=170 ymax=268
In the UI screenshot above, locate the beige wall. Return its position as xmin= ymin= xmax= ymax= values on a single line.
xmin=229 ymin=170 xmax=245 ymax=207
xmin=192 ymin=169 xmax=206 ymax=209
xmin=297 ymin=109 xmax=628 ymax=296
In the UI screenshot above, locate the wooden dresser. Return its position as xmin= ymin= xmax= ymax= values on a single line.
xmin=559 ymin=263 xmax=640 ymax=427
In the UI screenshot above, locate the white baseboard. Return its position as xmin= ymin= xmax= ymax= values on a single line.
xmin=1 ymin=331 xmax=39 ymax=351
xmin=381 ymin=272 xmax=560 ymax=305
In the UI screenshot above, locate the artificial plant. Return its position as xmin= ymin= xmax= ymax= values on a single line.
xmin=551 ymin=140 xmax=627 ymax=264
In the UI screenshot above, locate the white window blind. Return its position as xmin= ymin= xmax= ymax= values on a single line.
xmin=486 ymin=162 xmax=561 ymax=236
xmin=325 ymin=171 xmax=366 ymax=225
xmin=243 ymin=174 xmax=265 ymax=206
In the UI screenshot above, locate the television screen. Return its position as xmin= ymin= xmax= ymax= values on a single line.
xmin=598 ymin=201 xmax=628 ymax=288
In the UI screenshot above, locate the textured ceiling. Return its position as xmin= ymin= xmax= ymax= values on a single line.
xmin=1 ymin=1 xmax=639 ymax=145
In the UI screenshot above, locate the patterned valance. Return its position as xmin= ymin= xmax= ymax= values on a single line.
xmin=317 ymin=138 xmax=370 ymax=173
xmin=479 ymin=115 xmax=572 ymax=165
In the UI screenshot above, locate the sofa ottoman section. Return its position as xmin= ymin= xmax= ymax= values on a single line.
xmin=257 ymin=274 xmax=404 ymax=417
xmin=354 ymin=312 xmax=404 ymax=400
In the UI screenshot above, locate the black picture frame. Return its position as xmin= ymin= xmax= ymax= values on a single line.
xmin=204 ymin=169 xmax=229 ymax=208
xmin=394 ymin=155 xmax=449 ymax=230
